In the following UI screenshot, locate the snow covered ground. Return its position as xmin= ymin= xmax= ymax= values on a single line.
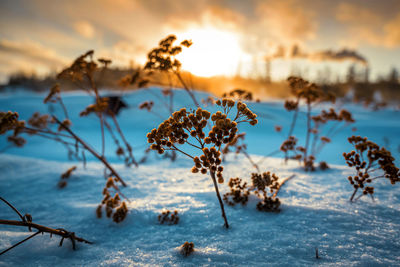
xmin=1 ymin=88 xmax=400 ymax=266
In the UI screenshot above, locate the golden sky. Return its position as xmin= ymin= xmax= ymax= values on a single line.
xmin=0 ymin=0 xmax=399 ymax=82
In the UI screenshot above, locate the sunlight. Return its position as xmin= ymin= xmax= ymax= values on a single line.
xmin=176 ymin=27 xmax=249 ymax=77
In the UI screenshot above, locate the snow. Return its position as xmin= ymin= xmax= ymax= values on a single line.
xmin=1 ymin=88 xmax=400 ymax=266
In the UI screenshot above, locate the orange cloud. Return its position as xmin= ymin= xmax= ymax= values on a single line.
xmin=257 ymin=0 xmax=317 ymax=44
xmin=0 ymin=39 xmax=68 ymax=80
xmin=336 ymin=2 xmax=400 ymax=48
xmin=74 ymin=20 xmax=95 ymax=39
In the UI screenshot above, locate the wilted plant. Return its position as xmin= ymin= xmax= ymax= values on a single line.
xmin=144 ymin=35 xmax=199 ymax=108
xmin=223 ymin=172 xmax=295 ymax=212
xmin=0 ymin=110 xmax=127 ymax=187
xmin=180 ymin=241 xmax=194 ymax=257
xmin=147 ymin=99 xmax=258 ymax=228
xmin=0 ymin=51 xmax=137 ymax=222
xmin=217 ymin=90 xmax=261 ymax=171
xmin=343 ymin=136 xmax=400 ymax=202
xmin=221 ymin=132 xmax=260 ymax=172
xmin=58 ymin=166 xmax=77 ymax=188
xmin=58 ymin=50 xmax=138 ymax=167
xmin=0 ymin=197 xmax=92 ymax=255
xmin=96 ymin=176 xmax=128 ymax=223
xmin=222 ymin=88 xmax=254 ymax=101
xmin=280 ymin=76 xmax=355 ymax=171
xmin=158 ymin=210 xmax=179 ymax=225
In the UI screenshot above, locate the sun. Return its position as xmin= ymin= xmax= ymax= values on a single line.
xmin=175 ymin=27 xmax=249 ymax=77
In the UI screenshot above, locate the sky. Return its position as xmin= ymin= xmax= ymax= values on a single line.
xmin=0 ymin=0 xmax=400 ymax=83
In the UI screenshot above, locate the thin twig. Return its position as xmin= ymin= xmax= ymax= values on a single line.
xmin=0 ymin=198 xmax=92 ymax=255
xmin=53 ymin=116 xmax=127 ymax=187
xmin=175 ymin=72 xmax=200 ymax=107
xmin=273 ymin=174 xmax=296 ymax=198
xmin=0 ymin=231 xmax=41 ymax=256
xmin=0 ymin=197 xmax=24 ymax=221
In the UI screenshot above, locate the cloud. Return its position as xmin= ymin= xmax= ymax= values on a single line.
xmin=0 ymin=39 xmax=68 ymax=78
xmin=74 ymin=20 xmax=95 ymax=39
xmin=0 ymin=39 xmax=67 ymax=67
xmin=383 ymin=14 xmax=400 ymax=48
xmin=256 ymin=0 xmax=317 ymax=44
xmin=336 ymin=2 xmax=400 ymax=48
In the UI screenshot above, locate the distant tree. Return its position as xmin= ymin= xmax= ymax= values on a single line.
xmin=347 ymin=65 xmax=356 ymax=84
xmin=388 ymin=67 xmax=399 ymax=84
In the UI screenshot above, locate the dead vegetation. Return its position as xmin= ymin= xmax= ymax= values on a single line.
xmin=0 ymin=197 xmax=92 ymax=255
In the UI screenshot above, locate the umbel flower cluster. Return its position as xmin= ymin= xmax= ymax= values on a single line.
xmin=343 ymin=136 xmax=400 ymax=202
xmin=224 ymin=172 xmax=281 ymax=212
xmin=146 ymin=99 xmax=258 ymax=228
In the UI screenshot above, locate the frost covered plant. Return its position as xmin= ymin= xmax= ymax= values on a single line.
xmin=96 ymin=177 xmax=128 ymax=223
xmin=343 ymin=136 xmax=400 ymax=202
xmin=180 ymin=242 xmax=194 ymax=257
xmin=223 ymin=172 xmax=294 ymax=212
xmin=146 ymin=99 xmax=258 ymax=228
xmin=158 ymin=210 xmax=179 ymax=225
xmin=280 ymin=76 xmax=354 ymax=171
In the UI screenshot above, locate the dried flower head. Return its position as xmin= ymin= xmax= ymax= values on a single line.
xmin=158 ymin=210 xmax=179 ymax=225
xmin=343 ymin=136 xmax=399 ymax=201
xmin=0 ymin=111 xmax=20 ymax=135
xmin=224 ymin=171 xmax=282 ymax=212
xmin=181 ymin=242 xmax=195 ymax=257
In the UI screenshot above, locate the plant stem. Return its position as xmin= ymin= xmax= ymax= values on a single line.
xmin=304 ymin=102 xmax=312 ymax=170
xmin=53 ymin=116 xmax=127 ymax=187
xmin=210 ymin=171 xmax=229 ymax=229
xmin=175 ymin=72 xmax=200 ymax=108
xmin=350 ymin=187 xmax=358 ymax=202
xmin=0 ymin=231 xmax=41 ymax=255
xmin=0 ymin=220 xmax=92 ymax=248
xmin=111 ymin=114 xmax=138 ymax=167
xmin=272 ymin=174 xmax=296 ymax=198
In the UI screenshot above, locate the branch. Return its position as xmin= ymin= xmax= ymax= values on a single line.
xmin=52 ymin=116 xmax=127 ymax=187
xmin=0 ymin=198 xmax=92 ymax=255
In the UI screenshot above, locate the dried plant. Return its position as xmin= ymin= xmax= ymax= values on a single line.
xmin=224 ymin=172 xmax=294 ymax=212
xmin=147 ymin=99 xmax=258 ymax=228
xmin=180 ymin=241 xmax=194 ymax=257
xmin=0 ymin=197 xmax=92 ymax=255
xmin=0 ymin=111 xmax=127 ymax=187
xmin=58 ymin=50 xmax=138 ymax=167
xmin=280 ymin=76 xmax=355 ymax=171
xmin=221 ymin=132 xmax=260 ymax=172
xmin=222 ymin=88 xmax=254 ymax=101
xmin=158 ymin=210 xmax=179 ymax=225
xmin=96 ymin=177 xmax=128 ymax=223
xmin=343 ymin=136 xmax=400 ymax=202
xmin=1 ymin=52 xmax=136 ymax=222
xmin=58 ymin=166 xmax=77 ymax=188
xmin=144 ymin=35 xmax=199 ymax=108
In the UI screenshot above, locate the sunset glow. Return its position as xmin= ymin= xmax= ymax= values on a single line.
xmin=176 ymin=28 xmax=249 ymax=77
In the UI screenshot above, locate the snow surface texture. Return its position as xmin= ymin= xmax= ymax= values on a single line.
xmin=1 ymin=88 xmax=400 ymax=266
